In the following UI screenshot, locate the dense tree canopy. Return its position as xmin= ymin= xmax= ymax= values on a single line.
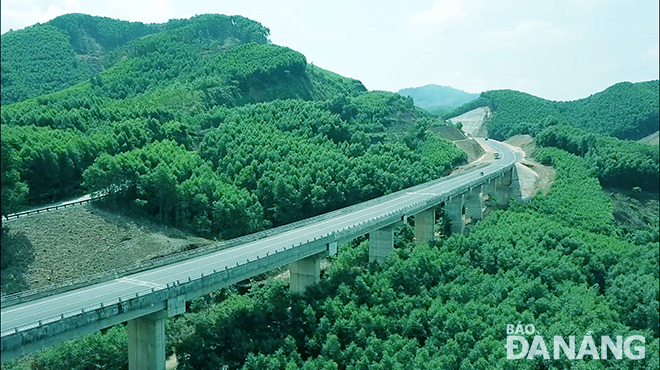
xmin=1 ymin=25 xmax=90 ymax=104
xmin=537 ymin=125 xmax=659 ymax=192
xmin=2 ymin=12 xmax=656 ymax=370
xmin=0 ymin=13 xmax=272 ymax=105
xmin=81 ymin=96 xmax=465 ymax=233
xmin=0 ymin=13 xmax=369 ymax=216
xmin=165 ymin=148 xmax=657 ymax=370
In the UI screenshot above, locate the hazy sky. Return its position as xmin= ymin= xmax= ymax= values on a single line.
xmin=1 ymin=0 xmax=658 ymax=101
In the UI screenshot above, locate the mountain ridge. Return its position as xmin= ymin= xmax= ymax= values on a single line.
xmin=397 ymin=84 xmax=479 ymax=115
xmin=1 ymin=13 xmax=279 ymax=105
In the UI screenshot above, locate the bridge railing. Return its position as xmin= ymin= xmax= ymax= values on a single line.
xmin=2 ymin=207 xmax=407 ymax=339
xmin=1 ymin=162 xmax=504 ymax=308
xmin=1 ymin=163 xmax=518 ymax=341
xmin=0 ymin=233 xmax=331 ymax=341
xmin=1 ymin=161 xmax=515 ymax=312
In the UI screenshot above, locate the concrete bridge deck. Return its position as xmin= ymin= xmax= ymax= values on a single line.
xmin=1 ymin=139 xmax=522 ymax=367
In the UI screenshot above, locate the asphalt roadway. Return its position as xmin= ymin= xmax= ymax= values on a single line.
xmin=1 ymin=139 xmax=520 ymax=333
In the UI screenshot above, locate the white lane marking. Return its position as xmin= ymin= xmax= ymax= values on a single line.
xmin=142 ymin=159 xmax=508 ymax=280
xmin=1 ymin=284 xmax=142 ymax=325
xmin=118 ymin=277 xmax=160 ymax=288
xmin=4 ymin=179 xmax=452 ymax=322
xmin=0 ymin=280 xmax=133 ymax=315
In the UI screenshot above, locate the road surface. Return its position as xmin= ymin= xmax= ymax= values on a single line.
xmin=1 ymin=139 xmax=520 ymax=333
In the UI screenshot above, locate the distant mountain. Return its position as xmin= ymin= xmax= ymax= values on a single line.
xmin=397 ymin=84 xmax=479 ymax=113
xmin=446 ymin=81 xmax=660 ymax=141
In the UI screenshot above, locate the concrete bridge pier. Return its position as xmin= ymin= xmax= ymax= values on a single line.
xmin=128 ymin=295 xmax=185 ymax=370
xmin=369 ymin=225 xmax=394 ymax=263
xmin=414 ymin=208 xmax=435 ymax=244
xmin=483 ymin=178 xmax=497 ymax=205
xmin=508 ymin=166 xmax=523 ymax=203
xmin=494 ymin=173 xmax=511 ymax=206
xmin=446 ymin=195 xmax=464 ymax=235
xmin=290 ymin=254 xmax=321 ymax=294
xmin=494 ymin=167 xmax=523 ymax=205
xmin=464 ymin=186 xmax=484 ymax=222
xmin=128 ymin=312 xmax=166 ymax=370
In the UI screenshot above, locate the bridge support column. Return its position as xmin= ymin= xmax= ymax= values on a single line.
xmin=446 ymin=195 xmax=464 ymax=235
xmin=464 ymin=186 xmax=483 ymax=222
xmin=509 ymin=166 xmax=523 ymax=203
xmin=128 ymin=312 xmax=167 ymax=370
xmin=414 ymin=208 xmax=435 ymax=244
xmin=494 ymin=172 xmax=510 ymax=205
xmin=369 ymin=225 xmax=394 ymax=263
xmin=483 ymin=178 xmax=496 ymax=206
xmin=290 ymin=254 xmax=321 ymax=294
xmin=494 ymin=167 xmax=522 ymax=205
xmin=127 ymin=296 xmax=184 ymax=370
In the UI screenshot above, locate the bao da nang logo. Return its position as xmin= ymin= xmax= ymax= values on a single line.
xmin=505 ymin=323 xmax=645 ymax=360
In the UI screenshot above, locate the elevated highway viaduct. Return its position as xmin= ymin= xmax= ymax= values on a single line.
xmin=1 ymin=139 xmax=523 ymax=369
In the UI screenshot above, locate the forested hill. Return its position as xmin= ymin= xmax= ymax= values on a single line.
xmin=0 ymin=13 xmax=289 ymax=105
xmin=398 ymin=84 xmax=479 ymax=115
xmin=1 ymin=13 xmax=160 ymax=104
xmin=1 ymin=13 xmax=366 ymax=114
xmin=446 ymin=80 xmax=660 ymax=141
xmin=1 ymin=13 xmax=466 ymax=237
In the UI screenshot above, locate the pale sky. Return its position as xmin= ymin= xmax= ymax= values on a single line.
xmin=1 ymin=0 xmax=658 ymax=101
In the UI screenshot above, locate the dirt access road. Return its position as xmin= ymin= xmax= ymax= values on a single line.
xmin=447 ymin=107 xmax=490 ymax=137
xmin=446 ymin=106 xmax=554 ymax=199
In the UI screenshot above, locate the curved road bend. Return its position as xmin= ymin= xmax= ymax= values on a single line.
xmin=1 ymin=139 xmax=521 ymax=332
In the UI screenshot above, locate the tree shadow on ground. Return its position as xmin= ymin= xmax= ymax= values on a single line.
xmin=1 ymin=228 xmax=34 ymax=295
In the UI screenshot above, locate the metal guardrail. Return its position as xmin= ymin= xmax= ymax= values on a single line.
xmin=2 ymin=193 xmax=113 ymax=221
xmin=1 ymin=227 xmax=339 ymax=337
xmin=1 ymin=205 xmax=404 ymax=338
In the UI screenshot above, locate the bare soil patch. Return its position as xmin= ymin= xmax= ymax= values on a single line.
xmin=504 ymin=135 xmax=555 ymax=198
xmin=1 ymin=204 xmax=213 ymax=295
xmin=639 ymin=130 xmax=659 ymax=146
xmin=447 ymin=107 xmax=490 ymax=137
xmin=432 ymin=125 xmax=485 ymax=164
xmin=433 ymin=125 xmax=467 ymax=141
xmin=605 ymin=188 xmax=659 ymax=233
xmin=505 ymin=134 xmax=537 ymax=157
xmin=452 ymin=139 xmax=486 ymax=163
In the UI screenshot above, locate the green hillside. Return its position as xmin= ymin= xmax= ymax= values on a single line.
xmin=398 ymin=84 xmax=479 ymax=113
xmin=447 ymin=81 xmax=660 ymax=141
xmin=537 ymin=125 xmax=659 ymax=192
xmin=1 ymin=14 xmax=162 ymax=104
xmin=0 ymin=14 xmax=464 ymax=238
xmin=1 ymin=24 xmax=90 ymax=105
